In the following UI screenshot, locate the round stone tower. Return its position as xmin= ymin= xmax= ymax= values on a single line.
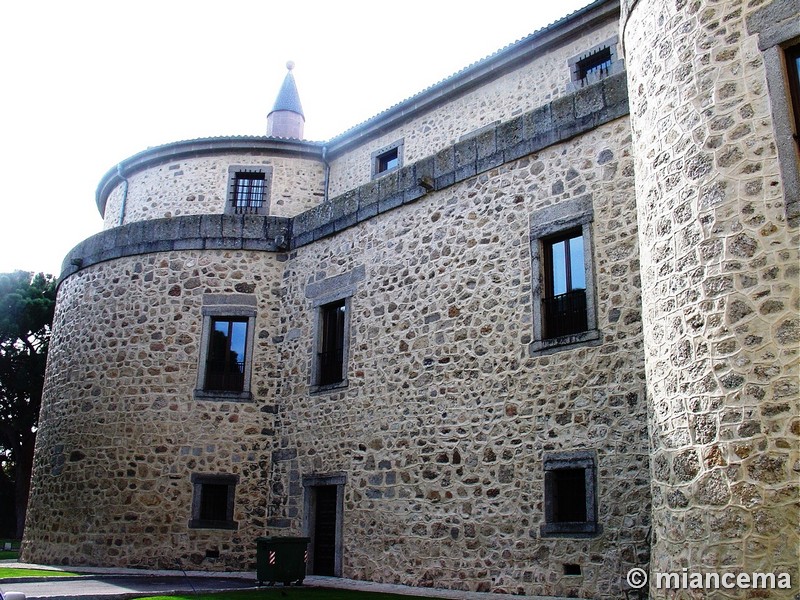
xmin=621 ymin=0 xmax=798 ymax=596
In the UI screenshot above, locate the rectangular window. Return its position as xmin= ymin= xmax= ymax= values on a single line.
xmin=549 ymin=469 xmax=587 ymax=523
xmin=371 ymin=140 xmax=404 ymax=179
xmin=542 ymin=230 xmax=588 ymax=339
xmin=376 ymin=148 xmax=399 ymax=174
xmin=541 ymin=451 xmax=597 ymax=537
xmin=195 ymin=295 xmax=257 ymax=401
xmin=225 ymin=166 xmax=272 ymax=215
xmin=317 ymin=299 xmax=346 ymax=386
xmin=577 ymin=47 xmax=612 ymax=81
xmin=786 ymin=43 xmax=800 ymax=147
xmin=232 ymin=173 xmax=266 ymax=214
xmin=205 ymin=317 xmax=248 ymax=392
xmin=567 ymin=36 xmax=620 ymax=91
xmin=190 ymin=474 xmax=238 ymax=530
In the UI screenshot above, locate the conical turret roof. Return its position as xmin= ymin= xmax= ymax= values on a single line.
xmin=269 ymin=61 xmax=304 ymax=118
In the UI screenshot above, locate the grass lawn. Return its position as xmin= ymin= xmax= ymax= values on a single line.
xmin=139 ymin=589 xmax=437 ymax=600
xmin=0 ymin=540 xmax=20 ymax=561
xmin=0 ymin=567 xmax=80 ymax=579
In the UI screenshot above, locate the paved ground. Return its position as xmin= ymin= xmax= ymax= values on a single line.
xmin=0 ymin=562 xmax=574 ymax=600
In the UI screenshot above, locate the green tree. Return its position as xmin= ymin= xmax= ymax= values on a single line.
xmin=0 ymin=271 xmax=56 ymax=539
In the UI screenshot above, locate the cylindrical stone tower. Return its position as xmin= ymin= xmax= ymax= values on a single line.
xmin=622 ymin=0 xmax=798 ymax=597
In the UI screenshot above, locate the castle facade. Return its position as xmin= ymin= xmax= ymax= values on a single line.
xmin=22 ymin=0 xmax=798 ymax=598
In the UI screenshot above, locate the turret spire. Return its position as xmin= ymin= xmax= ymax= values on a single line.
xmin=266 ymin=61 xmax=305 ymax=139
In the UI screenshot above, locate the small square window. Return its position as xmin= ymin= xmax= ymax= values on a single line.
xmin=567 ymin=36 xmax=620 ymax=90
xmin=190 ymin=474 xmax=238 ymax=530
xmin=371 ymin=140 xmax=403 ymax=179
xmin=232 ymin=173 xmax=266 ymax=214
xmin=225 ymin=166 xmax=272 ymax=215
xmin=377 ymin=148 xmax=399 ymax=173
xmin=541 ymin=451 xmax=597 ymax=537
xmin=317 ymin=299 xmax=347 ymax=387
xmin=576 ymin=47 xmax=612 ymax=81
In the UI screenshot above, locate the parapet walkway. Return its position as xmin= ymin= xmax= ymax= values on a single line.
xmin=0 ymin=562 xmax=577 ymax=600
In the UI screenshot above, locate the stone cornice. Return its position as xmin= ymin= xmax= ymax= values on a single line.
xmin=60 ymin=215 xmax=291 ymax=283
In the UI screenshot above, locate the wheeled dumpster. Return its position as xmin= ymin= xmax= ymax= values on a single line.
xmin=255 ymin=536 xmax=310 ymax=586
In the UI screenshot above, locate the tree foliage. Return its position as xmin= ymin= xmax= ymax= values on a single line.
xmin=0 ymin=271 xmax=57 ymax=538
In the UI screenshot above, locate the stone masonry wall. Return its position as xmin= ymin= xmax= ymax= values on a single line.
xmin=267 ymin=117 xmax=649 ymax=598
xmin=24 ymin=250 xmax=285 ymax=570
xmin=102 ymin=154 xmax=325 ymax=228
xmin=623 ymin=0 xmax=799 ymax=597
xmin=326 ymin=19 xmax=621 ymax=198
xmin=25 ymin=111 xmax=648 ymax=598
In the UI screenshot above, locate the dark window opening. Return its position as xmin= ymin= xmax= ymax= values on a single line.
xmin=199 ymin=484 xmax=230 ymax=521
xmin=563 ymin=564 xmax=582 ymax=576
xmin=205 ymin=317 xmax=248 ymax=392
xmin=550 ymin=468 xmax=587 ymax=523
xmin=232 ymin=172 xmax=266 ymax=214
xmin=542 ymin=451 xmax=597 ymax=537
xmin=317 ymin=300 xmax=346 ymax=386
xmin=576 ymin=47 xmax=612 ymax=81
xmin=542 ymin=230 xmax=588 ymax=339
xmin=190 ymin=474 xmax=238 ymax=530
xmin=376 ymin=148 xmax=399 ymax=174
xmin=786 ymin=43 xmax=800 ymax=147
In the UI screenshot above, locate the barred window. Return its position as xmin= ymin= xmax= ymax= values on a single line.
xmin=225 ymin=166 xmax=272 ymax=215
xmin=232 ymin=173 xmax=266 ymax=214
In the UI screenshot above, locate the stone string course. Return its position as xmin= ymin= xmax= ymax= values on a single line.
xmin=622 ymin=0 xmax=799 ymax=597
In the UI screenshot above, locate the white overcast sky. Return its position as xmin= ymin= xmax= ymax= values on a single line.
xmin=0 ymin=0 xmax=593 ymax=276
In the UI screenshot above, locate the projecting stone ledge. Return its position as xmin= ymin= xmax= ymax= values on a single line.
xmin=290 ymin=71 xmax=629 ymax=249
xmin=60 ymin=214 xmax=291 ymax=282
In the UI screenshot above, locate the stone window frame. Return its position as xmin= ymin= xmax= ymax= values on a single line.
xmin=305 ymin=266 xmax=364 ymax=394
xmin=302 ymin=473 xmax=346 ymax=577
xmin=566 ymin=35 xmax=623 ymax=91
xmin=189 ymin=473 xmax=239 ymax=530
xmin=225 ymin=165 xmax=273 ymax=215
xmin=310 ymin=293 xmax=353 ymax=393
xmin=371 ymin=139 xmax=404 ymax=179
xmin=540 ymin=450 xmax=598 ymax=537
xmin=529 ymin=195 xmax=600 ymax=355
xmin=194 ymin=294 xmax=257 ymax=402
xmin=746 ymin=1 xmax=800 ymax=228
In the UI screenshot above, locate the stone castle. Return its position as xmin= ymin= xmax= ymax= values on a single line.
xmin=22 ymin=0 xmax=798 ymax=597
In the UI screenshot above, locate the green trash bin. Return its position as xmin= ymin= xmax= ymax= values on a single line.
xmin=256 ymin=536 xmax=310 ymax=586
